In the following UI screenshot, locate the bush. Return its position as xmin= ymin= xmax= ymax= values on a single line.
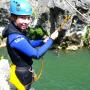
xmin=28 ymin=26 xmax=45 ymax=40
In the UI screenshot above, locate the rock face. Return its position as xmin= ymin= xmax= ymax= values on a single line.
xmin=0 ymin=8 xmax=9 ymax=26
xmin=0 ymin=59 xmax=10 ymax=90
xmin=30 ymin=0 xmax=90 ymax=23
xmin=31 ymin=0 xmax=90 ymax=49
xmin=28 ymin=0 xmax=90 ymax=36
xmin=0 ymin=0 xmax=90 ymax=49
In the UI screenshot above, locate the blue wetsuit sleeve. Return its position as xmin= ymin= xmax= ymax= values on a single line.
xmin=9 ymin=34 xmax=53 ymax=59
xmin=29 ymin=40 xmax=43 ymax=47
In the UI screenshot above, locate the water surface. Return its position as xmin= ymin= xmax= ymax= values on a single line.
xmin=33 ymin=48 xmax=90 ymax=90
xmin=0 ymin=47 xmax=90 ymax=90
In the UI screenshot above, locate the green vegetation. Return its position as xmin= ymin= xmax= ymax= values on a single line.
xmin=83 ymin=26 xmax=90 ymax=47
xmin=27 ymin=26 xmax=46 ymax=40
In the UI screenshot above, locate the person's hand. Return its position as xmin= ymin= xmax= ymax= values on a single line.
xmin=43 ymin=30 xmax=59 ymax=43
xmin=50 ymin=30 xmax=59 ymax=40
xmin=43 ymin=36 xmax=49 ymax=43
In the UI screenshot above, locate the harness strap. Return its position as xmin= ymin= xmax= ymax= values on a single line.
xmin=9 ymin=64 xmax=26 ymax=90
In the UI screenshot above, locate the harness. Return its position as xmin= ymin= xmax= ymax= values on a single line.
xmin=9 ymin=58 xmax=44 ymax=90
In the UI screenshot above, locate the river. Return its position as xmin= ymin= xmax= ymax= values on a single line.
xmin=0 ymin=47 xmax=90 ymax=90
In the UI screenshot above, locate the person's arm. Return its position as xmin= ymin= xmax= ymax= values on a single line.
xmin=29 ymin=40 xmax=43 ymax=47
xmin=8 ymin=34 xmax=53 ymax=59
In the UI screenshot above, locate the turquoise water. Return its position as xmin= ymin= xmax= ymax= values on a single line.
xmin=33 ymin=48 xmax=90 ymax=90
xmin=0 ymin=47 xmax=90 ymax=90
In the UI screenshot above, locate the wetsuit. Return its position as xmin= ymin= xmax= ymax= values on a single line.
xmin=2 ymin=22 xmax=53 ymax=90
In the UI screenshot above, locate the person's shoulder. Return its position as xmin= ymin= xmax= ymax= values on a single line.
xmin=8 ymin=34 xmax=25 ymax=43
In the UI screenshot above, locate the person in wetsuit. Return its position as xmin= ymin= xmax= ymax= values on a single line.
xmin=2 ymin=0 xmax=58 ymax=90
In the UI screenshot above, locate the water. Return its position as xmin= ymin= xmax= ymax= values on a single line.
xmin=0 ymin=47 xmax=90 ymax=90
xmin=33 ymin=48 xmax=90 ymax=90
